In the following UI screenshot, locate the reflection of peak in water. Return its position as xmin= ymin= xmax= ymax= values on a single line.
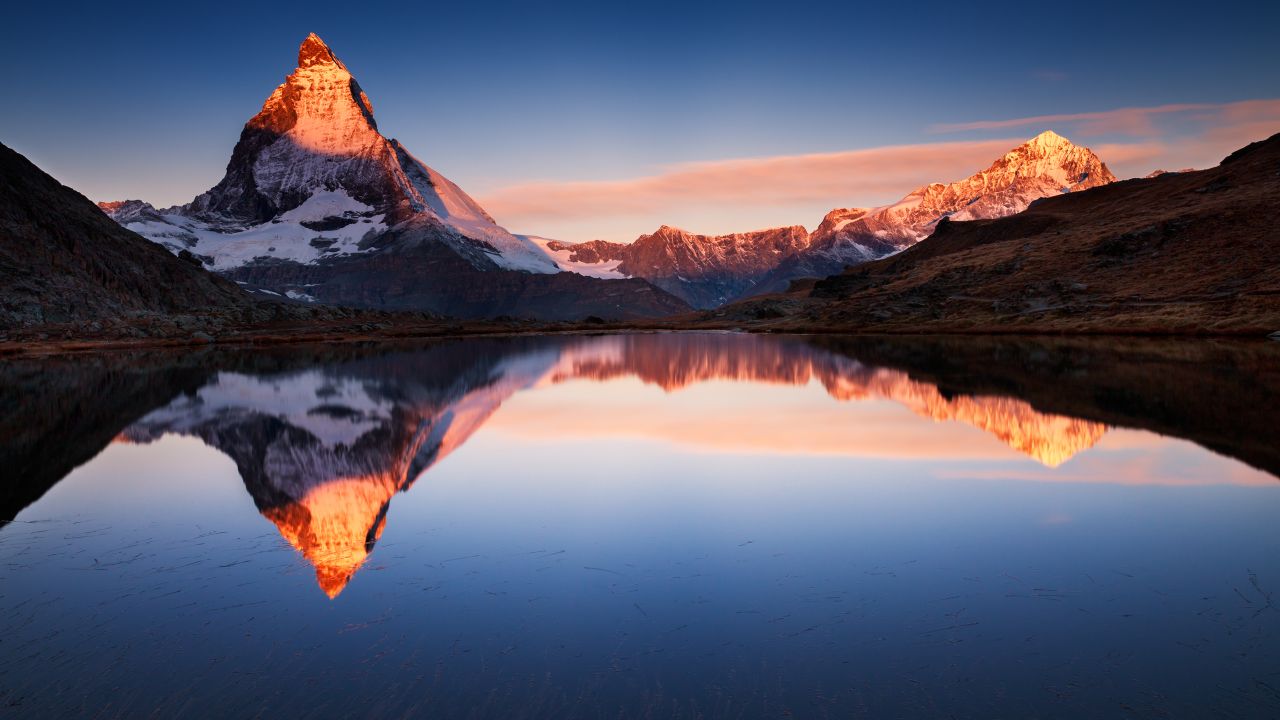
xmin=262 ymin=477 xmax=392 ymax=598
xmin=122 ymin=334 xmax=1113 ymax=596
xmin=547 ymin=334 xmax=1109 ymax=467
xmin=823 ymin=369 xmax=1108 ymax=468
xmin=125 ymin=347 xmax=556 ymax=597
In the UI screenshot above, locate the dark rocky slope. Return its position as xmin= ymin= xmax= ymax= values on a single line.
xmin=0 ymin=142 xmax=261 ymax=335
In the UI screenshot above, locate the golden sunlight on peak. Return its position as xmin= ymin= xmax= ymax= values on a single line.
xmin=262 ymin=475 xmax=397 ymax=598
xmin=539 ymin=338 xmax=1109 ymax=467
xmin=822 ymin=372 xmax=1110 ymax=467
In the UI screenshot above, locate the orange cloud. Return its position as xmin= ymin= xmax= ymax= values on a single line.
xmin=931 ymin=99 xmax=1280 ymax=172
xmin=481 ymin=138 xmax=1025 ymax=231
xmin=929 ymin=102 xmax=1223 ymax=136
xmin=480 ymin=99 xmax=1280 ymax=241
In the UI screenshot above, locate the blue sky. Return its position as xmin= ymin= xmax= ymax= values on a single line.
xmin=3 ymin=0 xmax=1277 ymax=241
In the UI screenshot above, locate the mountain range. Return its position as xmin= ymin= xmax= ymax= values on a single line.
xmin=98 ymin=34 xmax=1117 ymax=318
xmin=540 ymin=130 xmax=1116 ymax=308
xmin=715 ymin=132 xmax=1280 ymax=334
xmin=3 ymin=32 xmax=1274 ymax=338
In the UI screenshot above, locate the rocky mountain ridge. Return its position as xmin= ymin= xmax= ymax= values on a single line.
xmin=546 ymin=131 xmax=1116 ymax=307
xmin=0 ymin=141 xmax=268 ymax=335
xmin=540 ymin=225 xmax=810 ymax=308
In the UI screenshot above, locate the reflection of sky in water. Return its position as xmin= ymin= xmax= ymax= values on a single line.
xmin=2 ymin=335 xmax=1278 ymax=717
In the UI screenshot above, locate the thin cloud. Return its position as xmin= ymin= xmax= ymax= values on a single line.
xmin=1031 ymin=69 xmax=1070 ymax=82
xmin=930 ymin=98 xmax=1280 ymax=137
xmin=482 ymin=138 xmax=1024 ymax=226
xmin=481 ymin=99 xmax=1280 ymax=239
xmin=931 ymin=103 xmax=1215 ymax=136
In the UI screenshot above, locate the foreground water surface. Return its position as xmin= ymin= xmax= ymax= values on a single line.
xmin=2 ymin=333 xmax=1279 ymax=718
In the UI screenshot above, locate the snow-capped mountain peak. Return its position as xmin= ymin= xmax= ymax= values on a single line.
xmin=809 ymin=130 xmax=1115 ymax=252
xmin=1025 ymin=129 xmax=1070 ymax=149
xmin=297 ymin=32 xmax=343 ymax=69
xmin=106 ymin=33 xmax=558 ymax=275
xmin=985 ymin=129 xmax=1114 ymax=188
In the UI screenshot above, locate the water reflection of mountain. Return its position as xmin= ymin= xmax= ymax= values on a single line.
xmin=551 ymin=334 xmax=1108 ymax=466
xmin=5 ymin=334 xmax=1278 ymax=594
xmin=123 ymin=342 xmax=561 ymax=596
xmin=808 ymin=335 xmax=1280 ymax=480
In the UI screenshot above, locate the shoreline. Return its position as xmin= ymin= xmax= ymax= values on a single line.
xmin=2 ymin=318 xmax=1276 ymax=357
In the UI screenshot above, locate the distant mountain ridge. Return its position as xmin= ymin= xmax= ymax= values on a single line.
xmin=543 ymin=131 xmax=1116 ymax=307
xmin=538 ymin=225 xmax=810 ymax=309
xmin=101 ymin=34 xmax=689 ymax=321
xmin=715 ymin=132 xmax=1280 ymax=335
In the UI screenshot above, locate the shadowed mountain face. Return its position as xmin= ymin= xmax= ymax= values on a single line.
xmin=0 ymin=142 xmax=259 ymax=334
xmin=6 ymin=334 xmax=1277 ymax=595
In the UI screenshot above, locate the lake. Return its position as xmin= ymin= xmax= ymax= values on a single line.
xmin=2 ymin=332 xmax=1278 ymax=718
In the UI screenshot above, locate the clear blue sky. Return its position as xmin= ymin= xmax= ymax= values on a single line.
xmin=3 ymin=0 xmax=1277 ymax=240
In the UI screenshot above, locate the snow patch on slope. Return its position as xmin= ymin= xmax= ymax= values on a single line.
xmin=527 ymin=236 xmax=628 ymax=279
xmin=118 ymin=191 xmax=386 ymax=270
xmin=391 ymin=143 xmax=560 ymax=274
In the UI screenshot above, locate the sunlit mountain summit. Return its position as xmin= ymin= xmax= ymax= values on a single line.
xmin=97 ymin=34 xmax=687 ymax=321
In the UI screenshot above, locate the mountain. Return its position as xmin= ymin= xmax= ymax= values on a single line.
xmin=0 ymin=141 xmax=262 ymax=335
xmin=715 ymin=132 xmax=1280 ymax=335
xmin=749 ymin=130 xmax=1116 ymax=295
xmin=815 ymin=131 xmax=1115 ymax=251
xmin=544 ymin=132 xmax=1115 ymax=307
xmin=535 ymin=225 xmax=810 ymax=308
xmin=102 ymin=34 xmax=689 ymax=321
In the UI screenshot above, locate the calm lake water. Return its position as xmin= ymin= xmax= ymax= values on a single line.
xmin=2 ymin=332 xmax=1279 ymax=718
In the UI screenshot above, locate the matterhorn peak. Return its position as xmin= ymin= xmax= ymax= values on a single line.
xmin=298 ymin=32 xmax=343 ymax=69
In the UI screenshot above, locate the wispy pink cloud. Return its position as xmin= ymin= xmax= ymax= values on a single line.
xmin=483 ymin=138 xmax=1024 ymax=229
xmin=930 ymin=98 xmax=1280 ymax=138
xmin=483 ymin=99 xmax=1280 ymax=241
xmin=930 ymin=103 xmax=1218 ymax=136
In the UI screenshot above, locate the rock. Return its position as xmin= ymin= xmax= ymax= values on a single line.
xmin=192 ymin=331 xmax=215 ymax=343
xmin=0 ymin=142 xmax=258 ymax=335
